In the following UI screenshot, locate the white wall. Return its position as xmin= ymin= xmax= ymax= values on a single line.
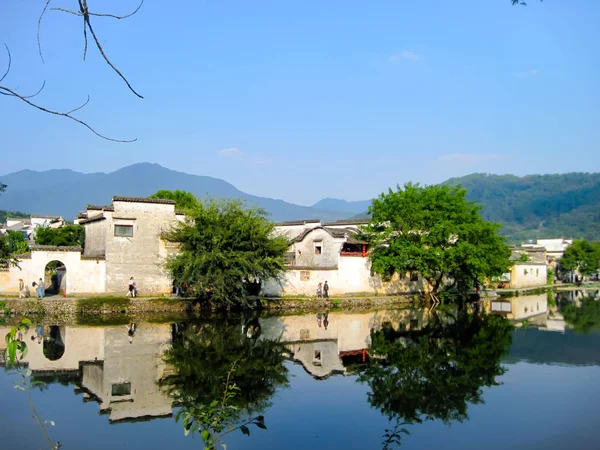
xmin=0 ymin=249 xmax=106 ymax=295
xmin=509 ymin=263 xmax=547 ymax=288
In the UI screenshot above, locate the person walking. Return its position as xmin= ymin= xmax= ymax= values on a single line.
xmin=126 ymin=277 xmax=137 ymax=298
xmin=18 ymin=279 xmax=25 ymax=298
xmin=316 ymin=282 xmax=323 ymax=298
xmin=323 ymin=281 xmax=329 ymax=299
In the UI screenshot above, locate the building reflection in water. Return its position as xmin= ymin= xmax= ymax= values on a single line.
xmin=3 ymin=294 xmax=594 ymax=425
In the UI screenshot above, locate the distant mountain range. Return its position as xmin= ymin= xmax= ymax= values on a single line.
xmin=1 ymin=165 xmax=599 ymax=242
xmin=0 ymin=163 xmax=354 ymax=223
xmin=345 ymin=172 xmax=600 ymax=242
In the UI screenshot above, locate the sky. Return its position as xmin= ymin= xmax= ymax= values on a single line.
xmin=0 ymin=0 xmax=599 ymax=206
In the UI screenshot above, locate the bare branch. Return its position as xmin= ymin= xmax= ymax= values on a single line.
xmin=88 ymin=0 xmax=144 ymax=20
xmin=19 ymin=80 xmax=46 ymax=99
xmin=83 ymin=17 xmax=88 ymax=60
xmin=50 ymin=7 xmax=82 ymax=16
xmin=83 ymin=13 xmax=144 ymax=98
xmin=37 ymin=0 xmax=53 ymax=63
xmin=0 ymin=85 xmax=136 ymax=143
xmin=65 ymin=95 xmax=90 ymax=114
xmin=0 ymin=44 xmax=11 ymax=83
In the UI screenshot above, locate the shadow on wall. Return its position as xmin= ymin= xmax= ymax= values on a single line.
xmin=367 ymin=264 xmax=425 ymax=295
xmin=44 ymin=260 xmax=66 ymax=296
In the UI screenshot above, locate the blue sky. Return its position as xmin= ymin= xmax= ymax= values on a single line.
xmin=1 ymin=0 xmax=598 ymax=205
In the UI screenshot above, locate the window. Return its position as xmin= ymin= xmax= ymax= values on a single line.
xmin=300 ymin=271 xmax=310 ymax=281
xmin=314 ymin=241 xmax=322 ymax=255
xmin=315 ymin=245 xmax=322 ymax=254
xmin=410 ymin=272 xmax=419 ymax=282
xmin=114 ymin=225 xmax=133 ymax=237
xmin=111 ymin=383 xmax=131 ymax=396
xmin=523 ymin=269 xmax=528 ymax=275
xmin=536 ymin=269 xmax=539 ymax=276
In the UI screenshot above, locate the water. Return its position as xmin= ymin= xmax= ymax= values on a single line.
xmin=1 ymin=291 xmax=600 ymax=450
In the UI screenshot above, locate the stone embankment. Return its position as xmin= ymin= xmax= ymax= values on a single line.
xmin=0 ymin=295 xmax=417 ymax=323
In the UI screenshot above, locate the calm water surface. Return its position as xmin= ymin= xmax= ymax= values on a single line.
xmin=1 ymin=291 xmax=600 ymax=450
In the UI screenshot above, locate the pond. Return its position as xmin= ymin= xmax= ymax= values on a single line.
xmin=1 ymin=290 xmax=600 ymax=450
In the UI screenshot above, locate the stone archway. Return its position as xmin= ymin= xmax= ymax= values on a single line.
xmin=44 ymin=260 xmax=66 ymax=296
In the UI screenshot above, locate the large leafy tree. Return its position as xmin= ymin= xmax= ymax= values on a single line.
xmin=164 ymin=199 xmax=289 ymax=308
xmin=35 ymin=225 xmax=85 ymax=247
xmin=559 ymin=240 xmax=600 ymax=276
xmin=359 ymin=310 xmax=513 ymax=432
xmin=361 ymin=183 xmax=511 ymax=297
xmin=149 ymin=189 xmax=201 ymax=211
xmin=0 ymin=182 xmax=5 ymax=195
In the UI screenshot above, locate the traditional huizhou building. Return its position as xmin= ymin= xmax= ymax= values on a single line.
xmin=0 ymin=197 xmax=184 ymax=296
xmin=501 ymin=247 xmax=548 ymax=289
xmin=261 ymin=219 xmax=422 ymax=297
xmin=77 ymin=197 xmax=185 ymax=294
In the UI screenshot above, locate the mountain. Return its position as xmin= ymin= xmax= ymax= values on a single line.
xmin=311 ymin=198 xmax=372 ymax=215
xmin=0 ymin=163 xmax=347 ymax=223
xmin=330 ymin=172 xmax=600 ymax=242
xmin=444 ymin=173 xmax=600 ymax=242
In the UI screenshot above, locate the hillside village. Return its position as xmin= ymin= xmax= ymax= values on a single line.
xmin=0 ymin=197 xmax=576 ymax=298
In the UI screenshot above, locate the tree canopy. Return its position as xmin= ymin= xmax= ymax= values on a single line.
xmin=164 ymin=199 xmax=289 ymax=308
xmin=35 ymin=225 xmax=85 ymax=247
xmin=361 ymin=183 xmax=511 ymax=297
xmin=149 ymin=189 xmax=201 ymax=211
xmin=559 ymin=240 xmax=600 ymax=276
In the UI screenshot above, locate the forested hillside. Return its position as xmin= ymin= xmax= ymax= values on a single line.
xmin=444 ymin=173 xmax=600 ymax=242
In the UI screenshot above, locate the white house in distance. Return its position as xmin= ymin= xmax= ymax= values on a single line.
xmin=521 ymin=238 xmax=573 ymax=262
xmin=0 ymin=215 xmax=65 ymax=241
xmin=262 ymin=219 xmax=422 ymax=297
xmin=501 ymin=247 xmax=548 ymax=289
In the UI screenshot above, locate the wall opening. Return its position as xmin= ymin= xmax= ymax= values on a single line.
xmin=44 ymin=260 xmax=66 ymax=296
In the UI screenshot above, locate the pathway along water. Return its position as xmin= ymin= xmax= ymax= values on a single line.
xmin=1 ymin=291 xmax=599 ymax=450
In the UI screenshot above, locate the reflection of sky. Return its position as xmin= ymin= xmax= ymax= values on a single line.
xmin=2 ymin=328 xmax=600 ymax=449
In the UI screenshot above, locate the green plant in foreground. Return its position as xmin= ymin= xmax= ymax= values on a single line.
xmin=4 ymin=318 xmax=61 ymax=449
xmin=176 ymin=362 xmax=267 ymax=450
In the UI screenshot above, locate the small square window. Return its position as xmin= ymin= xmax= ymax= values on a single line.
xmin=410 ymin=272 xmax=419 ymax=282
xmin=315 ymin=246 xmax=322 ymax=255
xmin=114 ymin=225 xmax=133 ymax=237
xmin=300 ymin=271 xmax=310 ymax=281
xmin=111 ymin=383 xmax=131 ymax=396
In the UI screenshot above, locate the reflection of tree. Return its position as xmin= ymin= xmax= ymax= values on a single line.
xmin=359 ymin=310 xmax=513 ymax=446
xmin=160 ymin=317 xmax=288 ymax=446
xmin=561 ymin=296 xmax=600 ymax=334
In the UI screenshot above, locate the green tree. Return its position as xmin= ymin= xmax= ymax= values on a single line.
xmin=361 ymin=183 xmax=511 ymax=298
xmin=149 ymin=189 xmax=201 ymax=211
xmin=35 ymin=225 xmax=85 ymax=247
xmin=359 ymin=309 xmax=513 ymax=442
xmin=0 ymin=182 xmax=5 ymax=194
xmin=559 ymin=240 xmax=600 ymax=276
xmin=164 ymin=199 xmax=289 ymax=308
xmin=6 ymin=231 xmax=29 ymax=254
xmin=561 ymin=296 xmax=600 ymax=334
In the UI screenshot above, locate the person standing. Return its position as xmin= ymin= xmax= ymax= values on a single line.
xmin=37 ymin=278 xmax=45 ymax=298
xmin=18 ymin=279 xmax=25 ymax=298
xmin=323 ymin=281 xmax=329 ymax=299
xmin=126 ymin=277 xmax=137 ymax=298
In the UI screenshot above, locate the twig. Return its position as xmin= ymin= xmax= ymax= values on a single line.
xmin=0 ymin=85 xmax=136 ymax=142
xmin=88 ymin=0 xmax=145 ymax=19
xmin=37 ymin=0 xmax=53 ymax=63
xmin=82 ymin=11 xmax=143 ymax=98
xmin=0 ymin=44 xmax=11 ymax=83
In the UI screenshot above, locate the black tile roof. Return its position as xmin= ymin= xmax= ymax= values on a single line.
xmin=112 ymin=196 xmax=176 ymax=205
